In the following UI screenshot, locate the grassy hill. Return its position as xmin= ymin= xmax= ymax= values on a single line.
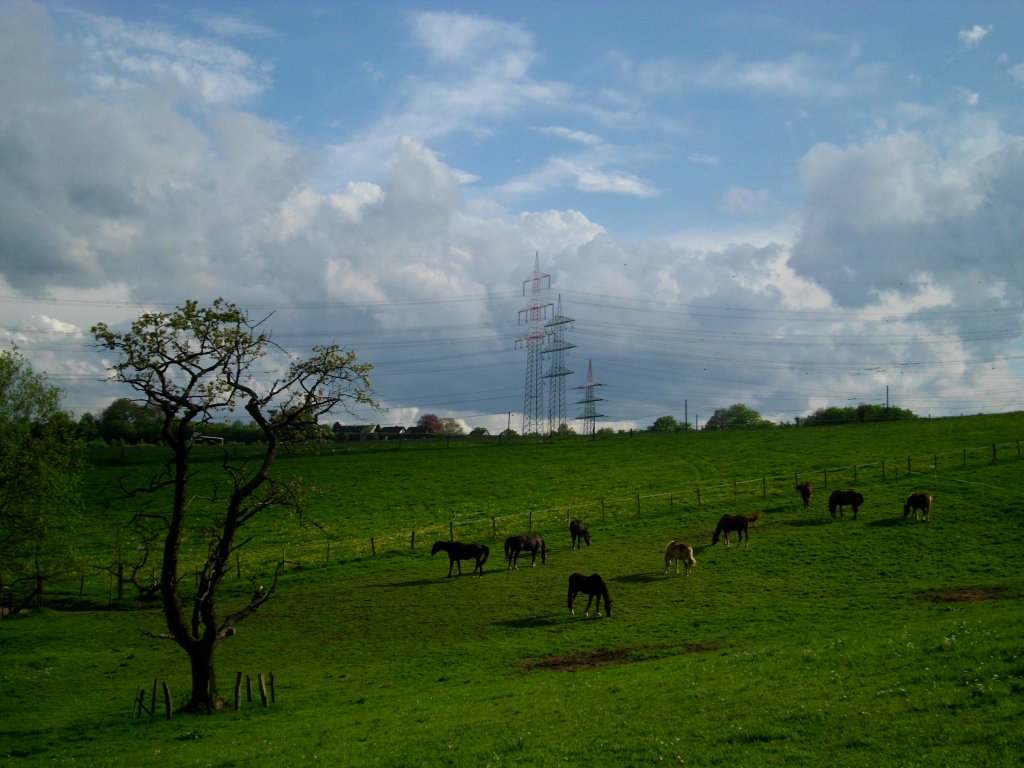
xmin=2 ymin=413 xmax=1023 ymax=766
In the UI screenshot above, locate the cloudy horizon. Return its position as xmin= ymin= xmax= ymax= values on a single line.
xmin=2 ymin=0 xmax=1023 ymax=434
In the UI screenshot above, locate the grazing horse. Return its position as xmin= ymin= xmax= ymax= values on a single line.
xmin=712 ymin=511 xmax=761 ymax=547
xmin=569 ymin=518 xmax=591 ymax=549
xmin=828 ymin=490 xmax=864 ymax=520
xmin=567 ymin=572 xmax=612 ymax=617
xmin=504 ymin=533 xmax=547 ymax=570
xmin=431 ymin=540 xmax=489 ymax=577
xmin=663 ymin=540 xmax=696 ymax=575
xmin=904 ymin=492 xmax=933 ymax=521
xmin=795 ymin=482 xmax=813 ymax=510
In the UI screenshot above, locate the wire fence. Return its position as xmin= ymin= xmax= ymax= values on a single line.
xmin=10 ymin=438 xmax=1021 ymax=611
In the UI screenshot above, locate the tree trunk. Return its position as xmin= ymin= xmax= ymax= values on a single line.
xmin=182 ymin=638 xmax=223 ymax=712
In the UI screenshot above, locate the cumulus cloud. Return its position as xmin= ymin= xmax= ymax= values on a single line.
xmin=2 ymin=1 xmax=1023 ymax=428
xmin=958 ymin=24 xmax=992 ymax=48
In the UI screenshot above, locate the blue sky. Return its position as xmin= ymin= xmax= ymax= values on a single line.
xmin=2 ymin=0 xmax=1024 ymax=431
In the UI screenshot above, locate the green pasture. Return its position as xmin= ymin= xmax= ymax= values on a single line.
xmin=2 ymin=414 xmax=1023 ymax=766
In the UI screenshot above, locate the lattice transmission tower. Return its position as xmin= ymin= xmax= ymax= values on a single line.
xmin=543 ymin=294 xmax=575 ymax=434
xmin=575 ymin=359 xmax=605 ymax=436
xmin=516 ymin=253 xmax=552 ymax=435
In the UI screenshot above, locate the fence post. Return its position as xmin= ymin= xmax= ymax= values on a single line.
xmin=258 ymin=674 xmax=269 ymax=707
xmin=370 ymin=537 xmax=376 ymax=557
xmin=529 ymin=510 xmax=533 ymax=532
xmin=696 ymin=488 xmax=702 ymax=506
xmin=992 ymin=443 xmax=997 ymax=462
xmin=162 ymin=681 xmax=173 ymax=720
xmin=449 ymin=521 xmax=454 ymax=540
xmin=410 ymin=531 xmax=415 ymax=550
xmin=492 ymin=516 xmax=498 ymax=539
xmin=600 ymin=498 xmax=606 ymax=521
xmin=235 ymin=672 xmax=243 ymax=711
xmin=823 ymin=468 xmax=828 ymax=487
xmin=907 ymin=457 xmax=912 ymax=475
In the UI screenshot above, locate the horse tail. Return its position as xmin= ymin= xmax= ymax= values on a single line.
xmin=541 ymin=540 xmax=547 ymax=564
xmin=480 ymin=545 xmax=490 ymax=566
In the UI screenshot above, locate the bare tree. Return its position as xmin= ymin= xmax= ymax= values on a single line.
xmin=92 ymin=299 xmax=378 ymax=712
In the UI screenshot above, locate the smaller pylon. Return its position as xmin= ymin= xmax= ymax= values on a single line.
xmin=575 ymin=359 xmax=604 ymax=437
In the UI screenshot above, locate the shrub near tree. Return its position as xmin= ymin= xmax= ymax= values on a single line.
xmin=0 ymin=347 xmax=85 ymax=611
xmin=92 ymin=299 xmax=378 ymax=713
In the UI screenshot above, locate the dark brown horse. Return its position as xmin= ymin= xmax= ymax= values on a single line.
xmin=795 ymin=482 xmax=812 ymax=510
xmin=828 ymin=490 xmax=864 ymax=519
xmin=904 ymin=492 xmax=933 ymax=521
xmin=569 ymin=518 xmax=591 ymax=549
xmin=431 ymin=540 xmax=489 ymax=577
xmin=567 ymin=572 xmax=612 ymax=617
xmin=712 ymin=511 xmax=761 ymax=547
xmin=504 ymin=533 xmax=547 ymax=570
xmin=663 ymin=540 xmax=695 ymax=575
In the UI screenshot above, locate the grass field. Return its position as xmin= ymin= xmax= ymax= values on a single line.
xmin=2 ymin=414 xmax=1023 ymax=766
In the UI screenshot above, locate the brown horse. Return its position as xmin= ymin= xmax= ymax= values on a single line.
xmin=431 ymin=540 xmax=489 ymax=577
xmin=569 ymin=518 xmax=591 ymax=549
xmin=712 ymin=511 xmax=761 ymax=547
xmin=828 ymin=490 xmax=864 ymax=520
xmin=795 ymin=482 xmax=812 ymax=509
xmin=567 ymin=572 xmax=612 ymax=617
xmin=504 ymin=533 xmax=547 ymax=569
xmin=663 ymin=540 xmax=695 ymax=575
xmin=904 ymin=492 xmax=933 ymax=521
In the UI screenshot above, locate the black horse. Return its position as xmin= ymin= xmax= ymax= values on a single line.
xmin=504 ymin=533 xmax=547 ymax=570
xmin=712 ymin=511 xmax=761 ymax=547
xmin=828 ymin=490 xmax=864 ymax=520
xmin=569 ymin=518 xmax=591 ymax=549
xmin=567 ymin=572 xmax=612 ymax=617
xmin=795 ymin=482 xmax=812 ymax=510
xmin=431 ymin=540 xmax=489 ymax=577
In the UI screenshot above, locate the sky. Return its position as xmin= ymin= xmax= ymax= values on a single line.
xmin=2 ymin=0 xmax=1024 ymax=434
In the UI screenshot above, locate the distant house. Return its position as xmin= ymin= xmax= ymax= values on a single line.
xmin=378 ymin=426 xmax=407 ymax=441
xmin=332 ymin=423 xmax=379 ymax=441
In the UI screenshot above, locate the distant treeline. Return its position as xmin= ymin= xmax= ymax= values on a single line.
xmin=796 ymin=403 xmax=917 ymax=427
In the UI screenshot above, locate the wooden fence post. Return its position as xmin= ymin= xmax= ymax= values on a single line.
xmin=992 ymin=443 xmax=997 ymax=462
xmin=410 ymin=531 xmax=415 ymax=550
xmin=370 ymin=537 xmax=376 ymax=556
xmin=235 ymin=672 xmax=243 ymax=711
xmin=853 ymin=464 xmax=858 ymax=482
xmin=696 ymin=488 xmax=702 ymax=506
xmin=449 ymin=521 xmax=454 ymax=540
xmin=258 ymin=674 xmax=269 ymax=707
xmin=162 ymin=681 xmax=172 ymax=720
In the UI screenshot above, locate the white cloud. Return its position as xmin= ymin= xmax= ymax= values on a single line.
xmin=719 ymin=187 xmax=775 ymax=216
xmin=958 ymin=24 xmax=992 ymax=48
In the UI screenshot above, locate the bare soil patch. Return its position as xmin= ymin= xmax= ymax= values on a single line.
xmin=524 ymin=642 xmax=722 ymax=672
xmin=921 ymin=586 xmax=1005 ymax=603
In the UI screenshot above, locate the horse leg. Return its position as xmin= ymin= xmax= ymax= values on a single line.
xmin=584 ymin=593 xmax=595 ymax=617
xmin=447 ymin=559 xmax=455 ymax=577
xmin=569 ymin=590 xmax=577 ymax=616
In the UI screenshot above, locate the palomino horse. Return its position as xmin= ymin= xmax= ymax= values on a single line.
xmin=712 ymin=511 xmax=761 ymax=547
xmin=431 ymin=540 xmax=489 ymax=577
xmin=567 ymin=572 xmax=612 ymax=617
xmin=795 ymin=482 xmax=812 ymax=510
xmin=828 ymin=490 xmax=864 ymax=520
xmin=504 ymin=533 xmax=547 ymax=570
xmin=904 ymin=492 xmax=933 ymax=521
xmin=663 ymin=540 xmax=695 ymax=575
xmin=569 ymin=518 xmax=591 ymax=549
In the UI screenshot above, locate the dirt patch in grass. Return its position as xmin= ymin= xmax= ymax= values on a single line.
xmin=524 ymin=642 xmax=722 ymax=672
xmin=921 ymin=587 xmax=1005 ymax=603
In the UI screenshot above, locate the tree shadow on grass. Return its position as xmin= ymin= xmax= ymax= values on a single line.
xmin=378 ymin=577 xmax=450 ymax=588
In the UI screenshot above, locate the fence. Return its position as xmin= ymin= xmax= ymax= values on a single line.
xmin=9 ymin=438 xmax=1021 ymax=610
